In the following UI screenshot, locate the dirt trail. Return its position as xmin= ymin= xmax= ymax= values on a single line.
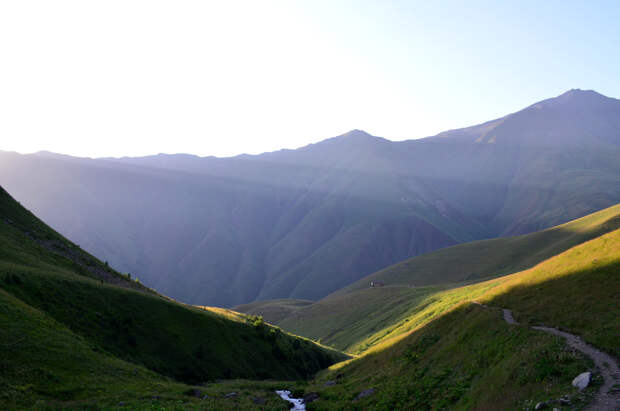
xmin=530 ymin=323 xmax=620 ymax=410
xmin=502 ymin=308 xmax=517 ymax=324
xmin=473 ymin=302 xmax=620 ymax=410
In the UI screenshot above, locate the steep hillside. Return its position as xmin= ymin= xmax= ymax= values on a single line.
xmin=243 ymin=204 xmax=620 ymax=352
xmin=234 ymin=299 xmax=315 ymax=325
xmin=1 ymin=89 xmax=620 ymax=307
xmin=298 ymin=227 xmax=620 ymax=410
xmin=0 ymin=186 xmax=346 ymax=408
xmin=339 ymin=202 xmax=620 ymax=294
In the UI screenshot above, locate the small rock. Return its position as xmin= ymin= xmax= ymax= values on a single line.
xmin=534 ymin=401 xmax=547 ymax=410
xmin=324 ymin=380 xmax=336 ymax=386
xmin=355 ymin=388 xmax=375 ymax=401
xmin=202 ymin=395 xmax=209 ymax=400
xmin=151 ymin=395 xmax=161 ymax=400
xmin=187 ymin=388 xmax=203 ymax=398
xmin=558 ymin=396 xmax=571 ymax=405
xmin=572 ymin=372 xmax=591 ymax=391
xmin=117 ymin=402 xmax=126 ymax=407
xmin=225 ymin=392 xmax=238 ymax=398
xmin=303 ymin=392 xmax=320 ymax=403
xmin=552 ymin=408 xmax=560 ymax=411
xmin=252 ymin=396 xmax=266 ymax=405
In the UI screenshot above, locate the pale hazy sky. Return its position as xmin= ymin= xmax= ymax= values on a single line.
xmin=1 ymin=1 xmax=619 ymax=158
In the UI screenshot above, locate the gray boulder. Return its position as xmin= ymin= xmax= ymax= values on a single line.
xmin=304 ymin=392 xmax=320 ymax=403
xmin=571 ymin=372 xmax=591 ymax=390
xmin=252 ymin=396 xmax=266 ymax=405
xmin=354 ymin=388 xmax=375 ymax=401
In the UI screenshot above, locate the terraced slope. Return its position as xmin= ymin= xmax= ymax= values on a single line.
xmin=0 ymin=186 xmax=346 ymax=408
xmin=301 ymin=227 xmax=620 ymax=409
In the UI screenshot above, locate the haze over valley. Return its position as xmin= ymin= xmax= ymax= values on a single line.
xmin=2 ymin=2 xmax=620 ymax=409
xmin=2 ymin=89 xmax=619 ymax=307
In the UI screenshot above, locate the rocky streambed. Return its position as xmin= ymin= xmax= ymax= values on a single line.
xmin=276 ymin=390 xmax=305 ymax=410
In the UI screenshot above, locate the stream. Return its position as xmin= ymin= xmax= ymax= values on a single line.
xmin=275 ymin=390 xmax=305 ymax=410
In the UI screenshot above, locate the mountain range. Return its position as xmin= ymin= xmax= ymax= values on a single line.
xmin=1 ymin=89 xmax=619 ymax=307
xmin=1 ymin=88 xmax=620 ymax=409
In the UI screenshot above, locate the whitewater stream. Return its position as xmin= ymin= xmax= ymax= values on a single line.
xmin=275 ymin=390 xmax=305 ymax=410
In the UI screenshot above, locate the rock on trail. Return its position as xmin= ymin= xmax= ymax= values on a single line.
xmin=474 ymin=303 xmax=620 ymax=411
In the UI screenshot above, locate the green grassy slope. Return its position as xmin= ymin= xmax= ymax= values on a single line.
xmin=338 ymin=202 xmax=620 ymax=294
xmin=307 ymin=305 xmax=596 ymax=410
xmin=0 ymin=288 xmax=304 ymax=409
xmin=300 ymin=228 xmax=619 ymax=409
xmin=233 ymin=298 xmax=315 ymax=324
xmin=0 ymin=186 xmax=346 ymax=408
xmin=241 ymin=204 xmax=620 ymax=353
xmin=278 ymin=286 xmax=447 ymax=352
xmin=481 ymin=228 xmax=620 ymax=358
xmin=0 ymin=185 xmax=150 ymax=293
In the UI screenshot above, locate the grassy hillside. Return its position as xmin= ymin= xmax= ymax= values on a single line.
xmin=338 ymin=202 xmax=620 ymax=294
xmin=241 ymin=204 xmax=620 ymax=353
xmin=0 ymin=186 xmax=346 ymax=408
xmin=0 ymin=289 xmax=303 ymax=409
xmin=306 ymin=305 xmax=597 ymax=410
xmin=233 ymin=298 xmax=314 ymax=324
xmin=298 ymin=228 xmax=619 ymax=409
xmin=278 ymin=286 xmax=446 ymax=352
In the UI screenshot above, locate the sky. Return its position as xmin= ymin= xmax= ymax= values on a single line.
xmin=1 ymin=1 xmax=619 ymax=158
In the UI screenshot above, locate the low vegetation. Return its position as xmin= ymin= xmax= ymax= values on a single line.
xmin=293 ymin=228 xmax=619 ymax=409
xmin=0 ymin=186 xmax=346 ymax=408
xmin=233 ymin=298 xmax=314 ymax=325
xmin=338 ymin=202 xmax=620 ymax=294
xmin=246 ymin=203 xmax=620 ymax=354
xmin=2 ymin=182 xmax=618 ymax=409
xmin=306 ymin=305 xmax=597 ymax=410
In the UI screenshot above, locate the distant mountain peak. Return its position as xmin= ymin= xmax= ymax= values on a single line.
xmin=325 ymin=129 xmax=390 ymax=148
xmin=342 ymin=129 xmax=372 ymax=137
xmin=34 ymin=150 xmax=79 ymax=160
xmin=558 ymin=88 xmax=602 ymax=98
xmin=428 ymin=88 xmax=619 ymax=147
xmin=534 ymin=88 xmax=610 ymax=109
xmin=34 ymin=150 xmax=57 ymax=156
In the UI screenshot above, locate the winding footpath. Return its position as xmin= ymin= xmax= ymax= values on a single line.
xmin=474 ymin=302 xmax=620 ymax=410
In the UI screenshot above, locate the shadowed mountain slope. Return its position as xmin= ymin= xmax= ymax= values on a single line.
xmin=1 ymin=90 xmax=620 ymax=307
xmin=336 ymin=202 xmax=620 ymax=294
xmin=0 ymin=185 xmax=346 ymax=408
xmin=238 ymin=203 xmax=620 ymax=353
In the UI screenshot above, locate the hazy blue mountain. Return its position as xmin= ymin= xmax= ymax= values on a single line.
xmin=1 ymin=89 xmax=619 ymax=306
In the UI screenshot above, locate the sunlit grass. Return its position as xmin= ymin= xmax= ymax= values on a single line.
xmin=300 ymin=229 xmax=619 ymax=409
xmin=337 ymin=202 xmax=620 ymax=294
xmin=342 ymin=228 xmax=619 ymax=359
